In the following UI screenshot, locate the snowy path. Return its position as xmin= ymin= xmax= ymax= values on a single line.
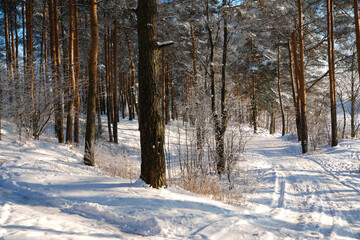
xmin=0 ymin=122 xmax=359 ymax=239
xmin=243 ymin=134 xmax=360 ymax=239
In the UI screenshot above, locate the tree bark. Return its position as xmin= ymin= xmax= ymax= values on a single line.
xmin=270 ymin=102 xmax=276 ymax=134
xmin=217 ymin=7 xmax=229 ymax=175
xmin=74 ymin=0 xmax=81 ymax=144
xmin=297 ymin=0 xmax=308 ymax=153
xmin=84 ymin=0 xmax=98 ymax=166
xmin=278 ymin=40 xmax=286 ymax=136
xmin=161 ymin=49 xmax=166 ymax=124
xmin=105 ymin=30 xmax=113 ymax=142
xmin=354 ymin=0 xmax=360 ymax=84
xmin=288 ymin=39 xmax=301 ymax=141
xmin=327 ymin=0 xmax=338 ymax=146
xmin=112 ymin=21 xmax=118 ymax=143
xmin=136 ymin=0 xmax=166 ymax=188
xmin=53 ymin=0 xmax=64 ymax=143
xmin=66 ymin=0 xmax=75 ymax=144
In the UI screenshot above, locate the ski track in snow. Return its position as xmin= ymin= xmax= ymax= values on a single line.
xmin=0 ymin=121 xmax=359 ymax=239
xmin=243 ymin=134 xmax=360 ymax=240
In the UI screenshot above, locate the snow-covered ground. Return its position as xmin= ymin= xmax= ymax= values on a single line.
xmin=0 ymin=120 xmax=359 ymax=239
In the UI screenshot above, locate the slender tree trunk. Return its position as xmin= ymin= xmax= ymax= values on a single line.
xmin=278 ymin=40 xmax=285 ymax=136
xmin=96 ymin=74 xmax=103 ymax=137
xmin=112 ymin=21 xmax=118 ymax=143
xmin=74 ymin=0 xmax=81 ymax=144
xmin=136 ymin=0 xmax=166 ymax=188
xmin=161 ymin=49 xmax=166 ymax=124
xmin=84 ymin=0 xmax=98 ymax=166
xmin=105 ymin=31 xmax=113 ymax=142
xmin=22 ymin=2 xmax=26 ymax=66
xmin=288 ymin=39 xmax=301 ymax=140
xmin=121 ymin=72 xmax=126 ymax=119
xmin=270 ymin=102 xmax=276 ymax=134
xmin=327 ymin=0 xmax=338 ymax=146
xmin=351 ymin=54 xmax=357 ymax=138
xmin=291 ymin=32 xmax=302 ymax=141
xmin=66 ymin=0 xmax=75 ymax=143
xmin=165 ymin=60 xmax=171 ymax=124
xmin=251 ymin=40 xmax=257 ymax=134
xmin=216 ymin=8 xmax=229 ymax=175
xmin=298 ymin=0 xmax=308 ymax=153
xmin=53 ymin=0 xmax=64 ymax=143
xmin=354 ymin=0 xmax=360 ymax=84
xmin=125 ymin=32 xmax=138 ymax=120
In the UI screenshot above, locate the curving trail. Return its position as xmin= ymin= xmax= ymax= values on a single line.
xmin=243 ymin=134 xmax=360 ymax=239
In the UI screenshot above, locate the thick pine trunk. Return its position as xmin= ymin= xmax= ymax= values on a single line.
xmin=84 ymin=0 xmax=98 ymax=166
xmin=136 ymin=0 xmax=166 ymax=188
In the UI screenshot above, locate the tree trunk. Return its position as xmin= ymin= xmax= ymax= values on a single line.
xmin=105 ymin=31 xmax=113 ymax=142
xmin=327 ymin=0 xmax=338 ymax=146
xmin=162 ymin=49 xmax=166 ymax=124
xmin=351 ymin=54 xmax=357 ymax=138
xmin=251 ymin=40 xmax=257 ymax=134
xmin=112 ymin=22 xmax=118 ymax=143
xmin=165 ymin=59 xmax=171 ymax=124
xmin=354 ymin=0 xmax=360 ymax=84
xmin=291 ymin=32 xmax=302 ymax=141
xmin=298 ymin=0 xmax=308 ymax=153
xmin=278 ymin=40 xmax=286 ymax=136
xmin=74 ymin=0 xmax=80 ymax=144
xmin=270 ymin=102 xmax=276 ymax=134
xmin=136 ymin=0 xmax=166 ymax=188
xmin=121 ymin=72 xmax=127 ymax=119
xmin=53 ymin=0 xmax=64 ymax=143
xmin=84 ymin=0 xmax=98 ymax=166
xmin=216 ymin=8 xmax=229 ymax=175
xmin=288 ymin=39 xmax=301 ymax=141
xmin=66 ymin=0 xmax=75 ymax=144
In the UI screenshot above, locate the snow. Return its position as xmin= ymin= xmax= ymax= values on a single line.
xmin=0 ymin=120 xmax=359 ymax=239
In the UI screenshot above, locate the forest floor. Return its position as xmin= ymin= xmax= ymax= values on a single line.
xmin=0 ymin=119 xmax=359 ymax=239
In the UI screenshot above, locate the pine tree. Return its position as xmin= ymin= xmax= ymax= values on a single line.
xmin=136 ymin=0 xmax=167 ymax=188
xmin=84 ymin=0 xmax=99 ymax=166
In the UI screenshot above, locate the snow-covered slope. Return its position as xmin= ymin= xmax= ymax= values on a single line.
xmin=0 ymin=121 xmax=359 ymax=239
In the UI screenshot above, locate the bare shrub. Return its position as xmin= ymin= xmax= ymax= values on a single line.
xmin=95 ymin=143 xmax=140 ymax=182
xmin=166 ymin=121 xmax=256 ymax=205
